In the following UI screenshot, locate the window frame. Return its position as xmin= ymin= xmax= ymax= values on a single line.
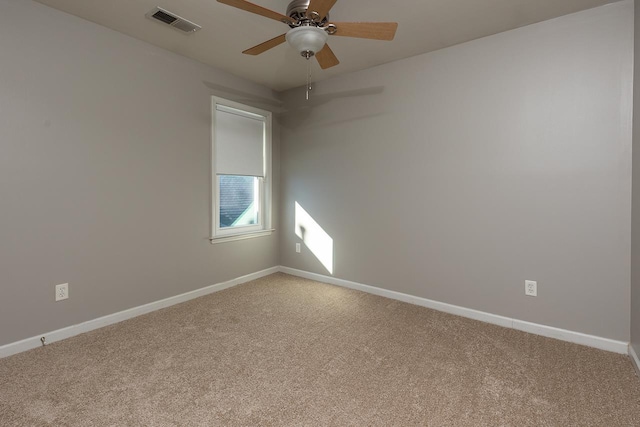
xmin=210 ymin=97 xmax=273 ymax=243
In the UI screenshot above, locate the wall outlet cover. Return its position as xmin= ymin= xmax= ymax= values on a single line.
xmin=525 ymin=280 xmax=537 ymax=297
xmin=55 ymin=283 xmax=69 ymax=301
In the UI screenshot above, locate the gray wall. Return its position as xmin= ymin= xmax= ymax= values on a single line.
xmin=632 ymin=0 xmax=640 ymax=356
xmin=0 ymin=0 xmax=280 ymax=346
xmin=280 ymin=1 xmax=634 ymax=341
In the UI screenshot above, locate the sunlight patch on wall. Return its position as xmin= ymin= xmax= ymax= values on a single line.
xmin=295 ymin=202 xmax=334 ymax=274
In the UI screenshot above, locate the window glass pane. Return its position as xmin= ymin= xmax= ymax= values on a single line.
xmin=219 ymin=175 xmax=259 ymax=228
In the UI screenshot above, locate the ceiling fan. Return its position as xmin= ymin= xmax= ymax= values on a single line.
xmin=217 ymin=0 xmax=398 ymax=70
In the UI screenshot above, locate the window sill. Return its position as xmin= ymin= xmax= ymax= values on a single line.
xmin=210 ymin=229 xmax=275 ymax=244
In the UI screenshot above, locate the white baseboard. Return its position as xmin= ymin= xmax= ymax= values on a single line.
xmin=1 ymin=266 xmax=630 ymax=359
xmin=630 ymin=344 xmax=640 ymax=376
xmin=0 ymin=266 xmax=279 ymax=359
xmin=511 ymin=319 xmax=628 ymax=354
xmin=279 ymin=266 xmax=629 ymax=354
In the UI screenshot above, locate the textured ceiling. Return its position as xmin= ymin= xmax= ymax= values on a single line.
xmin=34 ymin=0 xmax=621 ymax=92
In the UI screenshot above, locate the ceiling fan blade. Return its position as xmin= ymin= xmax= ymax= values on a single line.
xmin=315 ymin=44 xmax=340 ymax=69
xmin=242 ymin=33 xmax=287 ymax=55
xmin=329 ymin=22 xmax=398 ymax=41
xmin=306 ymin=0 xmax=338 ymax=21
xmin=217 ymin=0 xmax=294 ymax=24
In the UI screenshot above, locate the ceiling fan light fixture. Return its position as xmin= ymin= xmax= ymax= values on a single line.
xmin=286 ymin=26 xmax=328 ymax=58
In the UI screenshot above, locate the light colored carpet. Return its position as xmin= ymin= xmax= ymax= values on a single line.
xmin=1 ymin=272 xmax=639 ymax=426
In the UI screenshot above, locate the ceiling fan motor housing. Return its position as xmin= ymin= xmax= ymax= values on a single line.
xmin=286 ymin=0 xmax=329 ymax=26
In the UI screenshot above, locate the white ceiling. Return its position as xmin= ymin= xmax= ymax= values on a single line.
xmin=34 ymin=0 xmax=621 ymax=92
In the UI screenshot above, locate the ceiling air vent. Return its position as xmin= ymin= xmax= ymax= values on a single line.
xmin=146 ymin=7 xmax=201 ymax=33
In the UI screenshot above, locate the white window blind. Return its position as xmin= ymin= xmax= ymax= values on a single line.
xmin=215 ymin=105 xmax=265 ymax=177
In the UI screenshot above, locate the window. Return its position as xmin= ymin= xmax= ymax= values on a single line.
xmin=211 ymin=97 xmax=272 ymax=242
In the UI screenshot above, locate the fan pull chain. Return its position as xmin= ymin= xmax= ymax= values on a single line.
xmin=306 ymin=59 xmax=312 ymax=101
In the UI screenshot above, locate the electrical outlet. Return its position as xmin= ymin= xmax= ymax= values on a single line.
xmin=55 ymin=283 xmax=69 ymax=301
xmin=296 ymin=243 xmax=301 ymax=253
xmin=525 ymin=280 xmax=537 ymax=297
